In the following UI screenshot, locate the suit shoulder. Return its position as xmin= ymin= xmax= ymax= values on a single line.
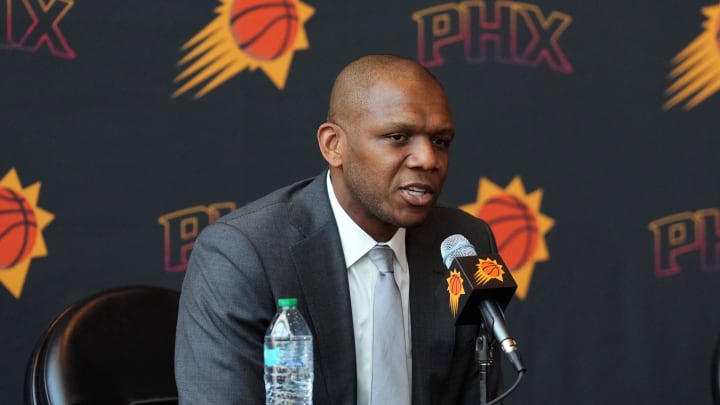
xmin=433 ymin=203 xmax=490 ymax=227
xmin=214 ymin=176 xmax=316 ymax=227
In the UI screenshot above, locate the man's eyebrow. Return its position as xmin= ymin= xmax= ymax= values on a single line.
xmin=377 ymin=121 xmax=416 ymax=132
xmin=378 ymin=121 xmax=455 ymax=135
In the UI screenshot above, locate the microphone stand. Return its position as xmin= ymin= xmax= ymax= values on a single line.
xmin=476 ymin=330 xmax=493 ymax=405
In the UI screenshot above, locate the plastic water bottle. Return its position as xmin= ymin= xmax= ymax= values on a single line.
xmin=264 ymin=298 xmax=313 ymax=404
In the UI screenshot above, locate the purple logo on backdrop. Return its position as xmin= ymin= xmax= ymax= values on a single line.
xmin=0 ymin=0 xmax=76 ymax=59
xmin=412 ymin=1 xmax=573 ymax=73
xmin=157 ymin=203 xmax=236 ymax=272
xmin=648 ymin=209 xmax=720 ymax=277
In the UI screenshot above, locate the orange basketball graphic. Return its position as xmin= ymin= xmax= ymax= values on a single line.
xmin=478 ymin=194 xmax=538 ymax=270
xmin=446 ymin=270 xmax=464 ymax=318
xmin=230 ymin=0 xmax=299 ymax=60
xmin=479 ymin=260 xmax=502 ymax=278
xmin=473 ymin=258 xmax=505 ymax=285
xmin=461 ymin=176 xmax=554 ymax=300
xmin=0 ymin=187 xmax=38 ymax=269
xmin=448 ymin=271 xmax=463 ymax=296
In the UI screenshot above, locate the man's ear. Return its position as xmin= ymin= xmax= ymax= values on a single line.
xmin=317 ymin=122 xmax=343 ymax=167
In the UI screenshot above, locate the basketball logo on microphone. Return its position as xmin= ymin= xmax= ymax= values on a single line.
xmin=461 ymin=176 xmax=554 ymax=300
xmin=173 ymin=0 xmax=315 ymax=99
xmin=0 ymin=169 xmax=54 ymax=298
xmin=474 ymin=258 xmax=505 ymax=285
xmin=446 ymin=269 xmax=465 ymax=318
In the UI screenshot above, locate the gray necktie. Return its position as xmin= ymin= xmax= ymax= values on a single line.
xmin=368 ymin=245 xmax=411 ymax=405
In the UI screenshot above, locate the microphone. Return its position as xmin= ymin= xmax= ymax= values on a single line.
xmin=440 ymin=234 xmax=526 ymax=373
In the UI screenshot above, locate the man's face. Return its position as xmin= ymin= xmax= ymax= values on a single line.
xmin=333 ymin=76 xmax=454 ymax=240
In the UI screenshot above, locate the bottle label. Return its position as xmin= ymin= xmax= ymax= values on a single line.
xmin=264 ymin=344 xmax=280 ymax=367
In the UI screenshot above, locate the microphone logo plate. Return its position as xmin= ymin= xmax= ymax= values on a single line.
xmin=474 ymin=258 xmax=506 ymax=285
xmin=446 ymin=269 xmax=465 ymax=318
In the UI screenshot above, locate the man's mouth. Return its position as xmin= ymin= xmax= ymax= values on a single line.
xmin=405 ymin=186 xmax=429 ymax=196
xmin=400 ymin=184 xmax=435 ymax=206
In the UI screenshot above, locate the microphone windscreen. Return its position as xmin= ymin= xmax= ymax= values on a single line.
xmin=440 ymin=234 xmax=477 ymax=268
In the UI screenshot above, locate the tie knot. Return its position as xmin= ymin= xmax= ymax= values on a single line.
xmin=368 ymin=245 xmax=395 ymax=275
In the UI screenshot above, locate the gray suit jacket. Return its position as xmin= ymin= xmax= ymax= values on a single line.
xmin=175 ymin=171 xmax=502 ymax=404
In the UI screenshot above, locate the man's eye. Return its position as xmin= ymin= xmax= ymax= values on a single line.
xmin=388 ymin=134 xmax=408 ymax=141
xmin=433 ymin=138 xmax=451 ymax=147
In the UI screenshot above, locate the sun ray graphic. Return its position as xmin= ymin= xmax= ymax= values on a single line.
xmin=664 ymin=4 xmax=720 ymax=110
xmin=173 ymin=0 xmax=315 ymax=99
xmin=0 ymin=169 xmax=54 ymax=298
xmin=460 ymin=177 xmax=554 ymax=300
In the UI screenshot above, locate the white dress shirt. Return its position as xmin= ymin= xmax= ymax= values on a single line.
xmin=326 ymin=172 xmax=412 ymax=405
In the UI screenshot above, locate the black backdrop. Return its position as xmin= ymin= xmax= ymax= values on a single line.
xmin=2 ymin=0 xmax=720 ymax=403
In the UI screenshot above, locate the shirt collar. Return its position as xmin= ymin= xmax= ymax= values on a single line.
xmin=326 ymin=171 xmax=406 ymax=268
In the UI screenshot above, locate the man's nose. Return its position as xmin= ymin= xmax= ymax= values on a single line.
xmin=406 ymin=137 xmax=440 ymax=170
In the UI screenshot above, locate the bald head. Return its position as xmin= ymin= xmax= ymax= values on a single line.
xmin=327 ymin=54 xmax=446 ymax=124
xmin=316 ymin=54 xmax=454 ymax=241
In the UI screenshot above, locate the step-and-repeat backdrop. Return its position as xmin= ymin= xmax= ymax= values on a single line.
xmin=2 ymin=0 xmax=719 ymax=403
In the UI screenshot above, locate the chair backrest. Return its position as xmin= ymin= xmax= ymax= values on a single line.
xmin=25 ymin=285 xmax=180 ymax=405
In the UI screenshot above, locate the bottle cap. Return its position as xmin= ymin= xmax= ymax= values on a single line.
xmin=278 ymin=298 xmax=298 ymax=307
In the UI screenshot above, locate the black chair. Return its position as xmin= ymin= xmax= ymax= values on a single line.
xmin=25 ymin=286 xmax=180 ymax=405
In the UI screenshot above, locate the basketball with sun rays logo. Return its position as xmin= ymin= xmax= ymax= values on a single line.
xmin=230 ymin=0 xmax=299 ymax=61
xmin=478 ymin=194 xmax=538 ymax=271
xmin=0 ymin=187 xmax=38 ymax=269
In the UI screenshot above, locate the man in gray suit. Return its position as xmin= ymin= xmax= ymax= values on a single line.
xmin=175 ymin=54 xmax=502 ymax=404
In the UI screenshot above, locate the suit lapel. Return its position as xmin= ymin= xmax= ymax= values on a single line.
xmin=288 ymin=173 xmax=357 ymax=404
xmin=407 ymin=214 xmax=459 ymax=403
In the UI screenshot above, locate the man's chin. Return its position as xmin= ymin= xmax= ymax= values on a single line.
xmin=393 ymin=207 xmax=434 ymax=228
